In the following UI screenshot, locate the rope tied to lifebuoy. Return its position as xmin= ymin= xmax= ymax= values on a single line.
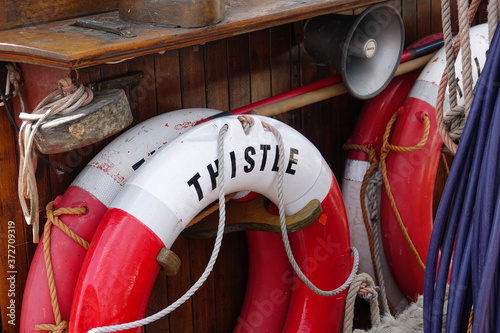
xmin=342 ymin=273 xmax=381 ymax=333
xmin=342 ymin=143 xmax=391 ymax=315
xmin=87 ymin=119 xmax=234 ymax=333
xmin=380 ymin=112 xmax=430 ymax=273
xmin=87 ymin=115 xmax=358 ymax=332
xmin=262 ymin=120 xmax=360 ymax=296
xmin=18 ymin=77 xmax=93 ymax=243
xmin=35 ymin=201 xmax=87 ymax=333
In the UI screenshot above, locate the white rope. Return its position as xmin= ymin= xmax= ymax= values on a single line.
xmin=17 ymin=79 xmax=93 ymax=243
xmin=261 ymin=120 xmax=359 ymax=296
xmin=87 ymin=123 xmax=230 ymax=333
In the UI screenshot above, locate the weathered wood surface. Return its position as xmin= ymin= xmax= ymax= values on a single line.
xmin=0 ymin=0 xmax=387 ymax=69
xmin=119 ymin=0 xmax=225 ymax=28
xmin=0 ymin=0 xmax=117 ymax=31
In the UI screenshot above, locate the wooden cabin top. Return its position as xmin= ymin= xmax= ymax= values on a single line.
xmin=0 ymin=0 xmax=384 ymax=69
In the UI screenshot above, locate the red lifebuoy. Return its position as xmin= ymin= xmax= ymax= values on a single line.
xmin=68 ymin=115 xmax=353 ymax=333
xmin=20 ymin=109 xmax=222 ymax=332
xmin=342 ymin=33 xmax=444 ymax=310
xmin=380 ymin=24 xmax=489 ymax=300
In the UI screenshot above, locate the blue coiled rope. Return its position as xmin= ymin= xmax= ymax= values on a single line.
xmin=423 ymin=25 xmax=500 ymax=333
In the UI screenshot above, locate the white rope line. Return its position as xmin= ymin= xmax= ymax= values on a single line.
xmin=17 ymin=79 xmax=93 ymax=243
xmin=87 ymin=123 xmax=230 ymax=333
xmin=261 ymin=120 xmax=359 ymax=296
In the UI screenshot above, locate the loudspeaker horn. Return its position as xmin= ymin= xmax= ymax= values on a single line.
xmin=304 ymin=3 xmax=404 ymax=100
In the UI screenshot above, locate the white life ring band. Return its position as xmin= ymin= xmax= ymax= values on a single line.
xmin=69 ymin=115 xmax=352 ymax=332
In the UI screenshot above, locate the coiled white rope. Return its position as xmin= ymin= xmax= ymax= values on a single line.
xmin=18 ymin=78 xmax=93 ymax=243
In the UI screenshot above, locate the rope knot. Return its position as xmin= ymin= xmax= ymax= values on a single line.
xmin=6 ymin=63 xmax=22 ymax=84
xmin=358 ymin=283 xmax=380 ymax=301
xmin=237 ymin=115 xmax=255 ymax=134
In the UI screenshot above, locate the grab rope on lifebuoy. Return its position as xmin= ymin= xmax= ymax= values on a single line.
xmin=68 ymin=115 xmax=354 ymax=333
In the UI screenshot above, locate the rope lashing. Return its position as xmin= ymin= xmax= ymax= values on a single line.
xmin=262 ymin=120 xmax=359 ymax=296
xmin=35 ymin=201 xmax=87 ymax=333
xmin=380 ymin=112 xmax=431 ymax=273
xmin=343 ymin=144 xmax=380 ymax=279
xmin=18 ymin=77 xmax=93 ymax=243
xmin=1 ymin=63 xmax=23 ymax=109
xmin=435 ymin=0 xmax=482 ymax=154
xmin=343 ymin=143 xmax=391 ymax=315
xmin=342 ymin=273 xmax=381 ymax=333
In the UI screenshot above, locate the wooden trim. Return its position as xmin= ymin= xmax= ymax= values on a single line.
xmin=0 ymin=0 xmax=386 ymax=69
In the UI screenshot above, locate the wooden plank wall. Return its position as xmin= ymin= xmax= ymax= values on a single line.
xmin=0 ymin=0 xmax=489 ymax=332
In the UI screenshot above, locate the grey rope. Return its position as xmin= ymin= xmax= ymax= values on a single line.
xmin=342 ymin=273 xmax=381 ymax=333
xmin=458 ymin=0 xmax=473 ymax=115
xmin=87 ymin=123 xmax=230 ymax=333
xmin=488 ymin=0 xmax=499 ymax=43
xmin=261 ymin=120 xmax=359 ymax=296
xmin=366 ymin=168 xmax=390 ymax=315
xmin=441 ymin=0 xmax=459 ymax=111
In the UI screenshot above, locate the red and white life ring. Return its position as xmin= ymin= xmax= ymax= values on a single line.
xmin=20 ymin=108 xmax=222 ymax=331
xmin=343 ymin=72 xmax=419 ymax=311
xmin=21 ymin=108 xmax=303 ymax=333
xmin=68 ymin=115 xmax=353 ymax=333
xmin=342 ymin=33 xmax=444 ymax=310
xmin=380 ymin=23 xmax=489 ymax=300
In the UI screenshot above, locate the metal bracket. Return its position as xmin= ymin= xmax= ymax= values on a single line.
xmin=74 ymin=18 xmax=137 ymax=38
xmin=86 ymin=72 xmax=144 ymax=92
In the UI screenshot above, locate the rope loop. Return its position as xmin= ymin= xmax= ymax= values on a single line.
xmin=263 ymin=119 xmax=359 ymax=296
xmin=17 ymin=77 xmax=94 ymax=243
xmin=237 ymin=115 xmax=255 ymax=134
xmin=37 ymin=201 xmax=87 ymax=333
xmin=342 ymin=273 xmax=381 ymax=333
xmin=380 ymin=112 xmax=430 ymax=273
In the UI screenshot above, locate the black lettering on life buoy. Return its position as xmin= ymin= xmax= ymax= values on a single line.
xmin=230 ymin=151 xmax=236 ymax=179
xmin=286 ymin=148 xmax=299 ymax=175
xmin=260 ymin=144 xmax=271 ymax=171
xmin=207 ymin=160 xmax=219 ymax=190
xmin=187 ymin=172 xmax=203 ymax=201
xmin=272 ymin=145 xmax=279 ymax=172
xmin=244 ymin=146 xmax=256 ymax=173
